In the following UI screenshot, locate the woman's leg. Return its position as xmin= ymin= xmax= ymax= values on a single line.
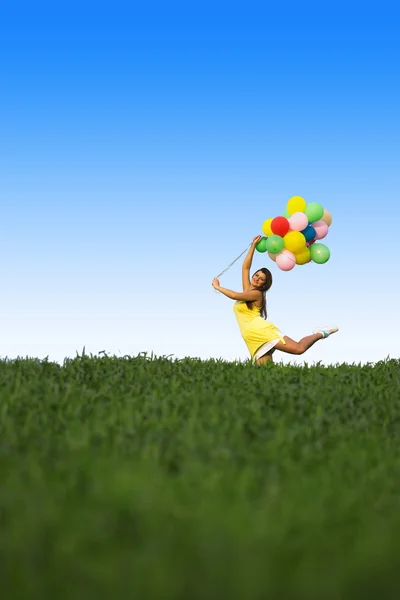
xmin=274 ymin=333 xmax=324 ymax=355
xmin=255 ymin=350 xmax=274 ymax=365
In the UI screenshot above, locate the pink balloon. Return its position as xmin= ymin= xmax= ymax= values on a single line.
xmin=276 ymin=249 xmax=296 ymax=271
xmin=288 ymin=212 xmax=308 ymax=232
xmin=313 ymin=220 xmax=329 ymax=240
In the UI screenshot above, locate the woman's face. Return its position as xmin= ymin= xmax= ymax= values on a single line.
xmin=252 ymin=271 xmax=267 ymax=288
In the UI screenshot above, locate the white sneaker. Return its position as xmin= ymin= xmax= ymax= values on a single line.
xmin=312 ymin=326 xmax=339 ymax=339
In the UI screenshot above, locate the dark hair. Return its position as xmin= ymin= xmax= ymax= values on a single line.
xmin=246 ymin=268 xmax=272 ymax=319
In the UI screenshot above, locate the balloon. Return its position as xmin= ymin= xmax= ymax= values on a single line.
xmin=305 ymin=202 xmax=324 ymax=223
xmin=287 ymin=195 xmax=306 ymax=215
xmin=276 ymin=249 xmax=296 ymax=271
xmin=312 ymin=219 xmax=329 ymax=240
xmin=310 ymin=243 xmax=330 ymax=264
xmin=262 ymin=218 xmax=273 ymax=236
xmin=283 ymin=231 xmax=306 ymax=253
xmin=301 ymin=224 xmax=316 ymax=243
xmin=255 ymin=237 xmax=268 ymax=252
xmin=266 ymin=234 xmax=284 ymax=254
xmin=321 ymin=209 xmax=332 ymax=226
xmin=294 ymin=247 xmax=311 ymax=265
xmin=271 ymin=216 xmax=290 ymax=237
xmin=288 ymin=212 xmax=308 ymax=232
xmin=261 ymin=197 xmax=333 ymax=271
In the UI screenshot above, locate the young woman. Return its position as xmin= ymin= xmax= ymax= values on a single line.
xmin=212 ymin=235 xmax=338 ymax=365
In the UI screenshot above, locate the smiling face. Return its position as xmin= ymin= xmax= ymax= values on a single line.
xmin=252 ymin=270 xmax=267 ymax=288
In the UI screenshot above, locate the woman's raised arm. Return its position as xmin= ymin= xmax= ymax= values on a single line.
xmin=242 ymin=235 xmax=262 ymax=290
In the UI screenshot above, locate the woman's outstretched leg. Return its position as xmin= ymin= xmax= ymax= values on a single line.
xmin=274 ymin=326 xmax=338 ymax=356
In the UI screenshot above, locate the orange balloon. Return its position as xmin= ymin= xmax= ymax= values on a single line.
xmin=321 ymin=209 xmax=332 ymax=226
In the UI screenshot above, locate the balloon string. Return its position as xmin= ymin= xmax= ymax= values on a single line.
xmin=214 ymin=238 xmax=322 ymax=283
xmin=214 ymin=244 xmax=252 ymax=293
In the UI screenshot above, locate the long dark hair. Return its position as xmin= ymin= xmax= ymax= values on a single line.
xmin=246 ymin=267 xmax=272 ymax=319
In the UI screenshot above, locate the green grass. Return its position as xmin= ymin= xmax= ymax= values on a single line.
xmin=1 ymin=352 xmax=400 ymax=599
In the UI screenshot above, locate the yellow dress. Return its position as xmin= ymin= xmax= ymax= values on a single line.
xmin=233 ymin=301 xmax=286 ymax=360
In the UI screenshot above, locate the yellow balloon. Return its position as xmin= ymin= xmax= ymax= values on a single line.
xmin=287 ymin=195 xmax=306 ymax=215
xmin=321 ymin=208 xmax=332 ymax=226
xmin=262 ymin=218 xmax=273 ymax=236
xmin=284 ymin=231 xmax=306 ymax=253
xmin=294 ymin=246 xmax=311 ymax=265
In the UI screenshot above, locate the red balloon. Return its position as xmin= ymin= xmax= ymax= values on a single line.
xmin=271 ymin=216 xmax=290 ymax=237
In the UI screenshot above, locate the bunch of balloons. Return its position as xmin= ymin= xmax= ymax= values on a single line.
xmin=255 ymin=196 xmax=332 ymax=271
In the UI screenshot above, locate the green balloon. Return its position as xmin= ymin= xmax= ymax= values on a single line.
xmin=282 ymin=207 xmax=291 ymax=218
xmin=305 ymin=202 xmax=324 ymax=223
xmin=255 ymin=237 xmax=268 ymax=252
xmin=310 ymin=243 xmax=330 ymax=264
xmin=266 ymin=234 xmax=284 ymax=254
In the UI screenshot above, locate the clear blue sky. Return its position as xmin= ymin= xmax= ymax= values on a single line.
xmin=1 ymin=1 xmax=399 ymax=365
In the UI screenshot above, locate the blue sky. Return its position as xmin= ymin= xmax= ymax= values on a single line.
xmin=1 ymin=1 xmax=399 ymax=365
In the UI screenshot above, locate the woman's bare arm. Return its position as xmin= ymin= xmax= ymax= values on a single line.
xmin=212 ymin=278 xmax=261 ymax=302
xmin=242 ymin=235 xmax=262 ymax=290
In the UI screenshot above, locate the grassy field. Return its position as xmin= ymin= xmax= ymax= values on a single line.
xmin=1 ymin=352 xmax=400 ymax=599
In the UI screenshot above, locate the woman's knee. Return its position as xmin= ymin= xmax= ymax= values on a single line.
xmin=255 ymin=352 xmax=273 ymax=365
xmin=289 ymin=345 xmax=304 ymax=355
xmin=296 ymin=343 xmax=306 ymax=355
